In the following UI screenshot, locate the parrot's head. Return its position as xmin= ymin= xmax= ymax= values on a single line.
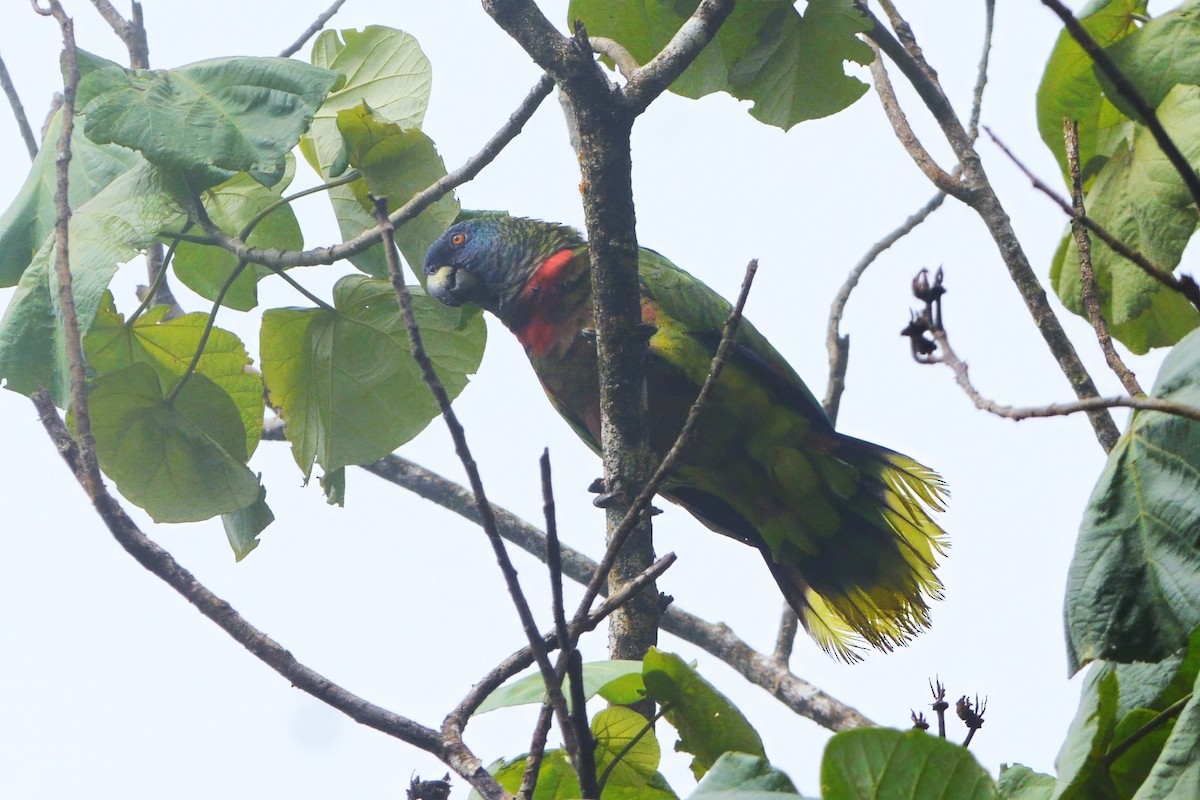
xmin=424 ymin=212 xmax=584 ymax=317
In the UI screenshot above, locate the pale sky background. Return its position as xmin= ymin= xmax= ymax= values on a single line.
xmin=0 ymin=1 xmax=1173 ymax=798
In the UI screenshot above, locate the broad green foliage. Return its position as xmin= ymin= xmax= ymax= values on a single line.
xmin=1066 ymin=329 xmax=1200 ymax=669
xmin=0 ymin=160 xmax=186 ymax=403
xmin=820 ymin=729 xmax=996 ymax=800
xmin=88 ymin=362 xmax=261 ymax=523
xmin=222 ymin=484 xmax=274 ymax=561
xmin=1050 ymin=629 xmax=1200 ymax=799
xmin=171 ymin=165 xmax=304 ymax=311
xmin=0 ymin=110 xmax=140 ymax=286
xmin=688 ymin=752 xmax=805 ymax=798
xmin=337 ymin=104 xmax=460 ymax=276
xmin=260 ymin=275 xmax=485 ymax=481
xmin=300 ymin=26 xmax=445 ymax=277
xmin=994 ymin=765 xmax=1055 ymax=800
xmin=1040 ymin=0 xmax=1200 ymax=351
xmin=84 ymin=292 xmax=263 ymax=458
xmin=1037 ymin=0 xmax=1145 ymax=183
xmin=643 ymin=648 xmax=765 ymax=779
xmin=592 ymin=706 xmax=676 ymax=800
xmin=474 ymin=659 xmax=644 ymax=714
xmin=567 ymin=0 xmax=871 ymax=130
xmin=304 ymin=26 xmax=431 ymax=176
xmin=482 ymin=751 xmax=582 ymax=800
xmin=76 ymin=50 xmax=339 ymax=188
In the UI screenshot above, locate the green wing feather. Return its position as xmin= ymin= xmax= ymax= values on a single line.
xmin=636 ymin=248 xmax=948 ymax=661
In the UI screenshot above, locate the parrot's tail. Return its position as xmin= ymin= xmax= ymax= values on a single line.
xmin=777 ymin=437 xmax=950 ymax=662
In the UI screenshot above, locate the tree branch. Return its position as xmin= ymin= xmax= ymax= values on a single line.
xmin=278 ymin=0 xmax=347 ymax=58
xmin=0 ymin=50 xmax=39 ymax=159
xmin=863 ymin=2 xmax=1121 ymax=451
xmin=621 ymin=0 xmax=735 ymax=113
xmin=1039 ymin=0 xmax=1200 ymax=212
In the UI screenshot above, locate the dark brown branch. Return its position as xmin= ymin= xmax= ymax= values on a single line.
xmin=320 ymin=440 xmax=875 ymax=732
xmin=372 ymin=199 xmax=578 ymax=760
xmin=198 ymin=74 xmax=554 ymax=270
xmin=0 ymin=50 xmax=39 ymax=159
xmin=1064 ymin=118 xmax=1141 ymax=397
xmin=987 ymin=127 xmax=1200 ymax=313
xmin=279 ymin=0 xmax=347 ymax=58
xmin=1039 ymin=0 xmax=1200 ymax=212
xmin=33 ymin=391 xmax=505 ymax=797
xmin=863 ymin=2 xmax=1121 ymax=451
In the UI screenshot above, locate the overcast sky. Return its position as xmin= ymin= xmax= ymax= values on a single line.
xmin=0 ymin=2 xmax=1165 ymax=798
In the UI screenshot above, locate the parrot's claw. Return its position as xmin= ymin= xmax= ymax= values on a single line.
xmin=587 ymin=477 xmax=606 ymax=493
xmin=581 ymin=328 xmax=597 ymax=344
xmin=592 ymin=492 xmax=618 ymax=508
xmin=649 ymin=504 xmax=662 ymax=516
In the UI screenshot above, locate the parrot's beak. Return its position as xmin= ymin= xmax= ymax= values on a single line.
xmin=427 ymin=265 xmax=464 ymax=307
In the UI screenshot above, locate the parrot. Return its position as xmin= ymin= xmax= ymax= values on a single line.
xmin=423 ymin=212 xmax=948 ymax=661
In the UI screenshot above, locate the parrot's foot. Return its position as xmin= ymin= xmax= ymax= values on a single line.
xmin=587 ymin=477 xmax=616 ymax=508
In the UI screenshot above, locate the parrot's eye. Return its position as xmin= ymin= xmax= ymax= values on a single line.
xmin=450 ymin=232 xmax=466 ymax=246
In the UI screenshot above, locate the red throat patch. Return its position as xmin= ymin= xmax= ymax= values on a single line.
xmin=514 ymin=248 xmax=578 ymax=356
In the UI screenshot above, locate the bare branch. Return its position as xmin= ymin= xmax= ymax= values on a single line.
xmin=90 ymin=0 xmax=149 ymax=67
xmin=319 ymin=442 xmax=875 ymax=731
xmin=33 ymin=391 xmax=507 ymax=798
xmin=863 ymin=2 xmax=1121 ymax=450
xmin=198 ymin=74 xmax=554 ymax=270
xmin=621 ymin=0 xmax=735 ymax=113
xmin=279 ymin=0 xmax=347 ymax=58
xmin=373 ymin=198 xmax=579 ymax=761
xmin=967 ymin=0 xmax=996 ymax=142
xmin=771 ymin=605 xmax=800 ymax=664
xmin=1064 ymin=118 xmax=1142 ymax=396
xmin=1039 ymin=0 xmax=1200 ymax=212
xmin=589 ymin=36 xmax=640 ymax=80
xmin=987 ymin=127 xmax=1200 ymax=313
xmin=0 ymin=50 xmax=39 ymax=159
xmin=569 ymin=260 xmax=758 ymax=634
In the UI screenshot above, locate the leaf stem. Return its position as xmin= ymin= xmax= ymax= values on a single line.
xmin=1105 ymin=693 xmax=1192 ymax=765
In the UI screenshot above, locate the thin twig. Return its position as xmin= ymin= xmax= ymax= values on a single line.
xmin=1039 ymin=0 xmax=1200 ymax=212
xmin=966 ymin=0 xmax=996 ymax=143
xmin=771 ymin=606 xmax=799 ymax=664
xmin=373 ymin=198 xmax=579 ymax=760
xmin=518 ymin=704 xmax=555 ymax=800
xmin=987 ymin=127 xmax=1200 ymax=313
xmin=621 ymin=0 xmax=735 ymax=114
xmin=567 ymin=649 xmax=599 ymax=799
xmin=31 ymin=392 xmax=508 ymax=799
xmin=279 ymin=0 xmax=347 ymax=57
xmin=596 ymin=704 xmax=670 ymax=794
xmin=0 ymin=50 xmax=39 ymax=159
xmin=1064 ymin=118 xmax=1142 ymax=396
xmin=864 ymin=1 xmax=1121 ymax=450
xmin=569 ymin=260 xmax=758 ymax=635
xmin=1105 ymin=692 xmax=1192 ymax=765
xmin=199 ymin=75 xmax=554 ymax=271
xmin=823 ymin=191 xmax=947 ymax=420
xmin=931 ymin=327 xmax=1200 ymax=424
xmin=90 ymin=0 xmax=148 ymax=67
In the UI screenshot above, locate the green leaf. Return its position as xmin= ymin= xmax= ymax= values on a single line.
xmin=478 ymin=751 xmax=581 ymax=800
xmin=304 ymin=26 xmax=432 ymax=176
xmin=259 ymin=275 xmax=484 ymax=480
xmin=474 ymin=660 xmax=644 ymax=715
xmin=995 ymin=764 xmax=1055 ymax=800
xmin=171 ymin=164 xmax=303 ymax=311
xmin=320 ymin=467 xmax=346 ymax=506
xmin=1052 ymin=668 xmax=1120 ymax=799
xmin=1066 ymin=329 xmax=1200 ymax=670
xmin=1109 ymin=708 xmax=1174 ymax=797
xmin=336 ymin=104 xmax=460 ymax=275
xmin=593 ymin=706 xmax=676 ymax=800
xmin=598 ymin=671 xmax=649 ymax=706
xmin=222 ymin=483 xmax=274 ymax=561
xmin=688 ymin=752 xmax=804 ymax=798
xmin=820 ymin=728 xmax=996 ymax=800
xmin=567 ymin=0 xmax=869 ymax=130
xmin=84 ymin=292 xmax=263 ymax=458
xmin=1036 ymin=0 xmax=1145 ymax=183
xmin=0 ymin=162 xmax=186 ymax=403
xmin=1051 ymin=83 xmax=1200 ymax=353
xmin=1131 ymin=666 xmax=1200 ymax=798
xmin=642 ymin=648 xmax=764 ymax=779
xmin=0 ymin=110 xmax=141 ymax=287
xmin=75 ymin=50 xmax=338 ymax=188
xmin=89 ymin=363 xmax=260 ymax=522
xmin=1099 ymin=1 xmax=1200 ymax=122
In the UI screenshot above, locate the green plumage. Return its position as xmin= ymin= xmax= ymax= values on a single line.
xmin=424 ymin=213 xmax=948 ymax=660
